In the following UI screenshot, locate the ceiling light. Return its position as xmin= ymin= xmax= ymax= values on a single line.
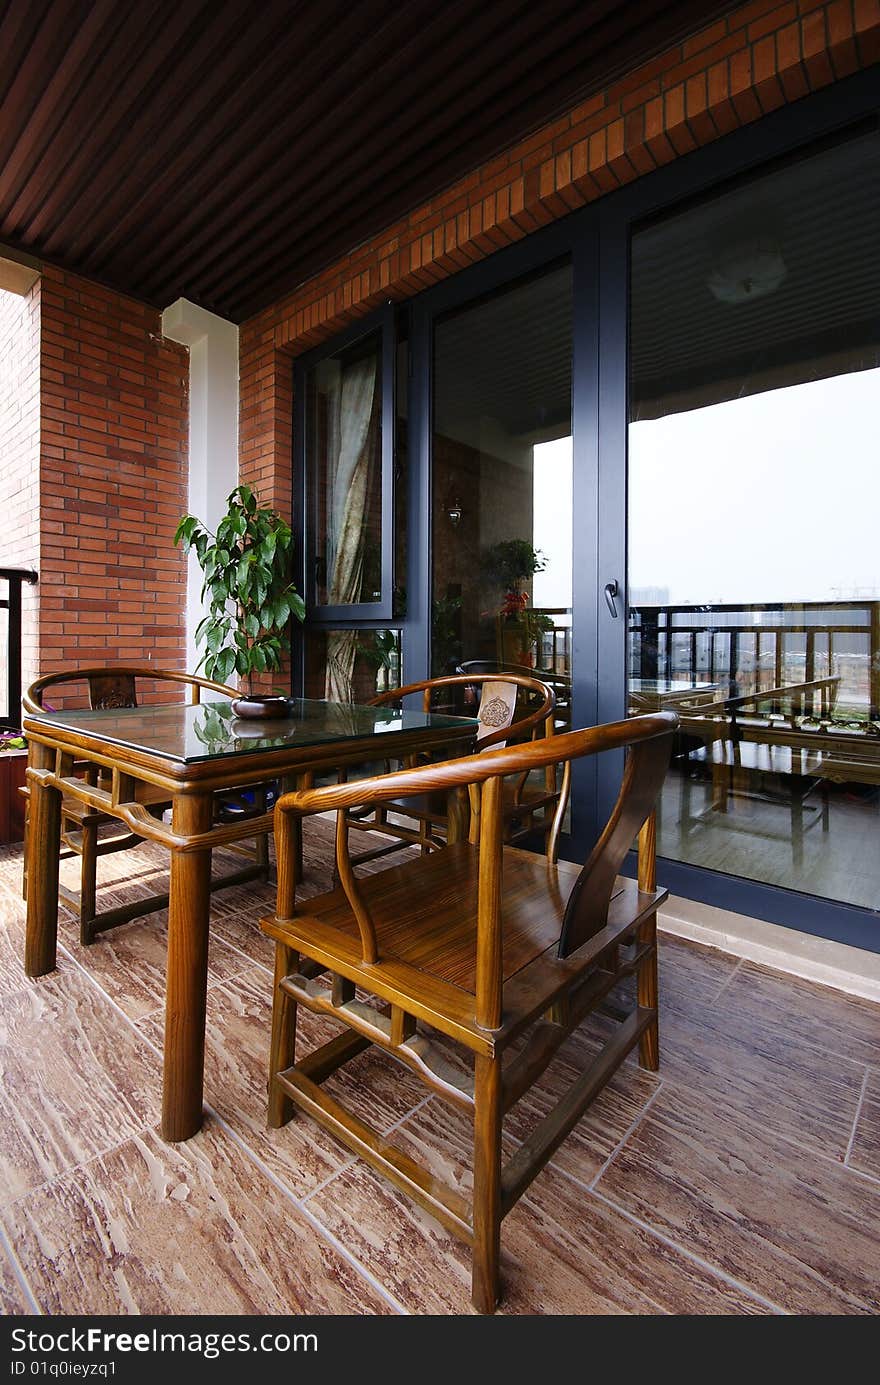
xmin=707 ymin=238 xmax=787 ymax=305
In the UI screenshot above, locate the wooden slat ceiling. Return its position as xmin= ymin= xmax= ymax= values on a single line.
xmin=0 ymin=0 xmax=738 ymax=323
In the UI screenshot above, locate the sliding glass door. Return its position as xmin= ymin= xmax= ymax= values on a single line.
xmin=430 ymin=263 xmax=573 ymax=688
xmin=626 ymin=129 xmax=880 ymax=912
xmin=405 ymin=223 xmax=599 ymax=853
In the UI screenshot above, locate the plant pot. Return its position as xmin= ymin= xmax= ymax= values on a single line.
xmin=0 ymin=748 xmax=28 ymax=845
xmin=230 ymin=695 xmax=292 ymax=719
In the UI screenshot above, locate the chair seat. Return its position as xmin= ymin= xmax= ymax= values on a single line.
xmin=291 ymin=841 xmax=583 ymax=990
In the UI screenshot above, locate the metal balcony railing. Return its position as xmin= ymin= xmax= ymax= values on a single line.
xmin=629 ymin=598 xmax=880 ymax=723
xmin=0 ymin=568 xmax=38 ymax=730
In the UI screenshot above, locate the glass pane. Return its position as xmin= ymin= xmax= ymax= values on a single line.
xmin=431 ymin=264 xmax=573 ymax=721
xmin=304 ymin=628 xmax=403 ymax=702
xmin=28 ymin=695 xmax=468 ymax=764
xmin=628 ymin=131 xmax=880 ymax=910
xmin=307 ymin=331 xmax=383 ymax=607
xmin=394 ymin=321 xmax=409 ymax=619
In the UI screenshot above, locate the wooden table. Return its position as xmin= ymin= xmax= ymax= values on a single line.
xmin=22 ymin=697 xmax=477 ymax=1142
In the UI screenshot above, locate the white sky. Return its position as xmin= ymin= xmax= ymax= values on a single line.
xmin=532 ymin=436 xmax=573 ymax=610
xmin=529 ymin=369 xmax=880 ymax=610
xmin=629 ymin=368 xmax=880 ymax=605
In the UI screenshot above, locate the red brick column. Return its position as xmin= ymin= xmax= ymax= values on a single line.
xmin=37 ymin=266 xmax=189 ymax=695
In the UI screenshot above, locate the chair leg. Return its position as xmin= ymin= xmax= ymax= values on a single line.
xmin=78 ymin=818 xmax=98 ymax=946
xmin=471 ymin=1053 xmax=503 ymax=1314
xmin=637 ymin=909 xmax=660 ymax=1071
xmin=21 ymin=807 xmax=28 ymax=902
xmin=268 ymin=942 xmax=298 ymax=1128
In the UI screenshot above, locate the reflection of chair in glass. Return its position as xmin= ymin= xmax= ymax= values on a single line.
xmin=21 ymin=665 xmax=270 ymax=944
xmin=343 ymin=673 xmax=560 ymax=864
xmin=262 ymin=712 xmax=676 ymax=1312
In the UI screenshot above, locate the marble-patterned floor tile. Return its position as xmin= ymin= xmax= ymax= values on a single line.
xmin=714 ymin=960 xmax=880 ymax=1069
xmin=644 ymin=987 xmax=865 ymax=1160
xmin=656 ymin=931 xmax=741 ymax=1006
xmin=138 ymin=966 xmax=427 ymax=1199
xmin=56 ymin=909 xmax=252 ymax=1023
xmin=0 ymin=969 xmax=161 ymax=1205
xmin=848 ymin=1099 xmax=880 ymax=1180
xmin=0 ymin=1120 xmax=391 ymax=1315
xmin=504 ymin=1040 xmax=660 ymax=1185
xmin=0 ymin=854 xmax=26 ymax=932
xmin=0 ymin=1242 xmax=34 ymax=1314
xmin=0 ymin=917 xmax=78 ymax=1004
xmin=597 ymin=1084 xmax=880 ymax=1313
xmin=210 ymin=909 xmax=275 ymax=972
xmin=307 ymin=1106 xmax=771 ymax=1314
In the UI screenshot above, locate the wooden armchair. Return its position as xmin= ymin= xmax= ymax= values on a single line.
xmin=344 ymin=672 xmax=560 ymax=865
xmin=261 ymin=711 xmax=677 ymax=1312
xmin=21 ymin=665 xmax=270 ymax=944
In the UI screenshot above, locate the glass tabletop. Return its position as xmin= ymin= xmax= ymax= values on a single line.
xmin=28 ymin=698 xmax=478 ymax=765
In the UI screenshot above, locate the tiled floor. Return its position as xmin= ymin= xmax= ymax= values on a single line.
xmin=0 ymin=820 xmax=878 ymax=1316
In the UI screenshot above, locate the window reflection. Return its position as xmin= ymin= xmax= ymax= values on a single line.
xmin=628 ymin=132 xmax=880 ymax=910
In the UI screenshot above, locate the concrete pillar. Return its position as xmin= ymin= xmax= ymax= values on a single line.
xmin=161 ymin=299 xmax=238 ymax=672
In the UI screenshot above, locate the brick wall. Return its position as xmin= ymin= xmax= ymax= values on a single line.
xmin=0 ymin=282 xmax=41 ymax=699
xmin=37 ymin=266 xmax=189 ymax=696
xmin=240 ymin=0 xmax=880 ymax=503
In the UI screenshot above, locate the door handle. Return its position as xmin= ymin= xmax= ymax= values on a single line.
xmin=604 ymin=579 xmax=620 ymax=619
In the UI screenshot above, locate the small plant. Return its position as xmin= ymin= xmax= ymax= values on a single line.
xmin=431 ymin=594 xmax=463 ymax=673
xmin=481 ymin=539 xmax=547 ymax=593
xmin=174 ymin=485 xmax=305 ymax=691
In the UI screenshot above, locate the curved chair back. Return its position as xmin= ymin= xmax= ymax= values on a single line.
xmin=370 ymin=672 xmax=555 ymax=751
xmin=23 ymin=664 xmax=237 ymax=716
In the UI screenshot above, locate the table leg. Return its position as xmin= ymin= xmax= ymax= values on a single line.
xmin=162 ymin=792 xmax=213 ymax=1142
xmin=25 ymin=742 xmax=62 ymax=977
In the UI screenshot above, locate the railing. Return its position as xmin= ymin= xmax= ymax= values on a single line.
xmin=534 ymin=607 xmax=572 ymax=676
xmin=629 ymin=599 xmax=880 ymax=723
xmin=0 ymin=568 xmax=38 ymax=730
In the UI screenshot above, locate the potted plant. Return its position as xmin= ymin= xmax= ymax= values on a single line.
xmin=481 ymin=538 xmax=547 ymax=597
xmin=174 ymin=485 xmax=305 ymax=717
xmin=0 ymin=729 xmax=28 ymax=846
xmin=481 ymin=539 xmax=549 ymax=667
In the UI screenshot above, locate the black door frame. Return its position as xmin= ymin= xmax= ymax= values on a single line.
xmin=409 ymin=219 xmax=601 ymax=858
xmin=294 ymin=67 xmax=880 ymax=952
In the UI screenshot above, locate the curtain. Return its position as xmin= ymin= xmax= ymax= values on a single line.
xmin=324 ymin=353 xmax=379 ymax=701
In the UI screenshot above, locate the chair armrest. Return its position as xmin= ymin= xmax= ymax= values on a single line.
xmin=275 ymin=714 xmax=678 ymax=819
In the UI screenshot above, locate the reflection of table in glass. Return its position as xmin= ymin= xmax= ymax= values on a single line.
xmin=22 ymin=698 xmax=477 ymax=1142
xmin=628 ymin=679 xmax=721 ymax=713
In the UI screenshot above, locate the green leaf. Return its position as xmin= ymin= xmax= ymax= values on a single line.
xmin=206 ymin=621 xmax=228 ymax=653
xmin=173 ymin=514 xmax=197 ymax=548
xmin=216 ymin=647 xmax=236 ymax=683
